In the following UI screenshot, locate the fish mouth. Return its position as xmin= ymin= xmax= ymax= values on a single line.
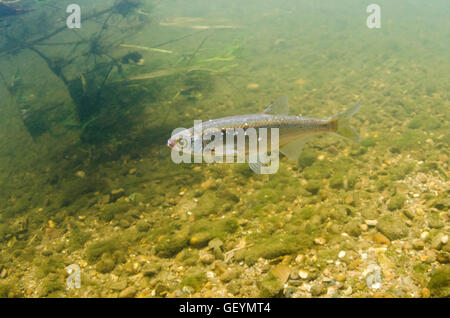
xmin=167 ymin=139 xmax=175 ymax=149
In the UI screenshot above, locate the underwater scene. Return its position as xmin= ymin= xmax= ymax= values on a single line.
xmin=0 ymin=0 xmax=448 ymax=299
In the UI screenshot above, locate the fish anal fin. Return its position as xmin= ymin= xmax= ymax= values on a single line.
xmin=279 ymin=137 xmax=309 ymax=161
xmin=264 ymin=96 xmax=289 ymax=115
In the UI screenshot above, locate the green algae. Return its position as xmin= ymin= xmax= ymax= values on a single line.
xmin=387 ymin=194 xmax=406 ymax=211
xmin=428 ymin=265 xmax=450 ymax=297
xmin=298 ymin=149 xmax=318 ymax=169
xmin=86 ymin=238 xmax=125 ymax=264
xmin=258 ymin=273 xmax=283 ymax=297
xmin=181 ymin=268 xmax=206 ymax=291
xmin=156 ymin=230 xmax=189 ymax=258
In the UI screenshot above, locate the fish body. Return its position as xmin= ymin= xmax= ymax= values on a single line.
xmin=168 ymin=97 xmax=361 ymax=172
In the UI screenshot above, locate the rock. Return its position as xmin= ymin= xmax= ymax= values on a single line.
xmin=142 ymin=263 xmax=161 ymax=277
xmin=373 ymin=233 xmax=390 ymax=245
xmin=431 ymin=233 xmax=448 ymax=250
xmin=258 ymin=273 xmax=283 ymax=297
xmin=189 ymin=232 xmax=212 ymax=248
xmin=119 ymin=286 xmax=137 ymax=298
xmin=314 ymin=237 xmax=326 ymax=245
xmin=200 ymin=253 xmax=215 ymax=265
xmin=129 ymin=168 xmax=136 ymax=175
xmin=338 ymin=251 xmax=346 ymax=259
xmin=0 ymin=268 xmax=7 ymax=279
xmin=376 ymin=215 xmax=409 ymax=240
xmin=310 ymin=283 xmax=325 ymax=296
xmin=271 ymin=264 xmax=290 ymax=284
xmin=109 ymin=279 xmax=127 ymax=291
xmin=387 ymin=194 xmax=406 ymax=211
xmin=220 ymin=269 xmax=242 ymax=283
xmin=343 ymin=220 xmax=361 ymax=237
xmin=110 ymin=188 xmax=126 ymax=202
xmin=299 ymin=269 xmax=309 ymax=279
xmin=365 ymin=219 xmax=378 ymax=227
xmin=412 ymin=240 xmax=424 ymax=250
xmin=422 ymin=287 xmax=430 ymax=298
xmin=436 ymin=253 xmax=449 ymax=264
xmin=247 ymin=83 xmax=260 ymax=90
xmin=427 ymin=265 xmax=450 ymax=297
xmin=75 ymin=170 xmax=86 ymax=178
xmin=136 ymin=220 xmax=150 ymax=232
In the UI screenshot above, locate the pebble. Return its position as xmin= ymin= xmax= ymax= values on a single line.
xmin=271 ymin=264 xmax=290 ymax=284
xmin=338 ymin=251 xmax=346 ymax=259
xmin=420 ymin=231 xmax=429 ymax=240
xmin=365 ymin=220 xmax=378 ymax=227
xmin=200 ymin=253 xmax=215 ymax=265
xmin=299 ymin=269 xmax=309 ymax=279
xmin=412 ymin=240 xmax=424 ymax=250
xmin=119 ymin=286 xmax=137 ymax=298
xmin=247 ymin=83 xmax=260 ymax=90
xmin=75 ymin=170 xmax=86 ymax=178
xmin=373 ymin=233 xmax=390 ymax=245
xmin=310 ymin=283 xmax=325 ymax=296
xmin=314 ymin=237 xmax=326 ymax=245
xmin=129 ymin=168 xmax=136 ymax=175
xmin=422 ymin=288 xmax=430 ymax=298
xmin=295 ymin=254 xmax=304 ymax=264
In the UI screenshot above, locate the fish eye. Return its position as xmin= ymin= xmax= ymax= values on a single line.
xmin=178 ymin=138 xmax=186 ymax=147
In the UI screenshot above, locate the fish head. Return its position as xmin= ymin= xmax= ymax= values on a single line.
xmin=167 ymin=128 xmax=203 ymax=154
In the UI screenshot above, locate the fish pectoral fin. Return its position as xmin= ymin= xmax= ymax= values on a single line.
xmin=263 ymin=96 xmax=289 ymax=115
xmin=279 ymin=137 xmax=309 ymax=161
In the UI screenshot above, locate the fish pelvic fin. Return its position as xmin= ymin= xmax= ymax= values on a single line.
xmin=329 ymin=101 xmax=362 ymax=143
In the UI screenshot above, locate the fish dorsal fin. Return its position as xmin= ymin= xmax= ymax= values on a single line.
xmin=279 ymin=137 xmax=310 ymax=161
xmin=264 ymin=96 xmax=289 ymax=115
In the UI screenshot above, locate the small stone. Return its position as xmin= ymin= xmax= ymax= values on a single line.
xmin=110 ymin=188 xmax=126 ymax=202
xmin=109 ymin=280 xmax=127 ymax=291
xmin=422 ymin=288 xmax=430 ymax=298
xmin=310 ymin=283 xmax=325 ymax=296
xmin=220 ymin=268 xmax=242 ymax=283
xmin=338 ymin=251 xmax=346 ymax=259
xmin=271 ymin=264 xmax=290 ymax=284
xmin=365 ymin=219 xmax=378 ymax=227
xmin=299 ymin=269 xmax=309 ymax=279
xmin=247 ymin=83 xmax=260 ymax=90
xmin=295 ymin=254 xmax=304 ymax=264
xmin=142 ymin=263 xmax=161 ymax=277
xmin=377 ymin=215 xmax=409 ymax=240
xmin=421 ymin=231 xmax=429 ymax=240
xmin=129 ymin=168 xmax=136 ymax=175
xmin=119 ymin=286 xmax=137 ymax=298
xmin=335 ymin=273 xmax=346 ymax=282
xmin=75 ymin=170 xmax=86 ymax=178
xmin=373 ymin=233 xmax=390 ymax=245
xmin=200 ymin=253 xmax=215 ymax=265
xmin=314 ymin=237 xmax=326 ymax=245
xmin=436 ymin=253 xmax=449 ymax=264
xmin=432 ymin=233 xmax=447 ymax=250
xmin=0 ymin=268 xmax=7 ymax=279
xmin=412 ymin=240 xmax=425 ymax=250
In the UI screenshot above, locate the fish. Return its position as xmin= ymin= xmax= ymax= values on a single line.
xmin=168 ymin=96 xmax=362 ymax=173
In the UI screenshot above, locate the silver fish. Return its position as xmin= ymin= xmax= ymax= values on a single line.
xmin=168 ymin=96 xmax=361 ymax=173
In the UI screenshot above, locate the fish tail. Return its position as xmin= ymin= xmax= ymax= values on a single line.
xmin=329 ymin=102 xmax=362 ymax=142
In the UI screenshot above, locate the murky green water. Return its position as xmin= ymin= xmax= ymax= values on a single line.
xmin=0 ymin=0 xmax=448 ymax=298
